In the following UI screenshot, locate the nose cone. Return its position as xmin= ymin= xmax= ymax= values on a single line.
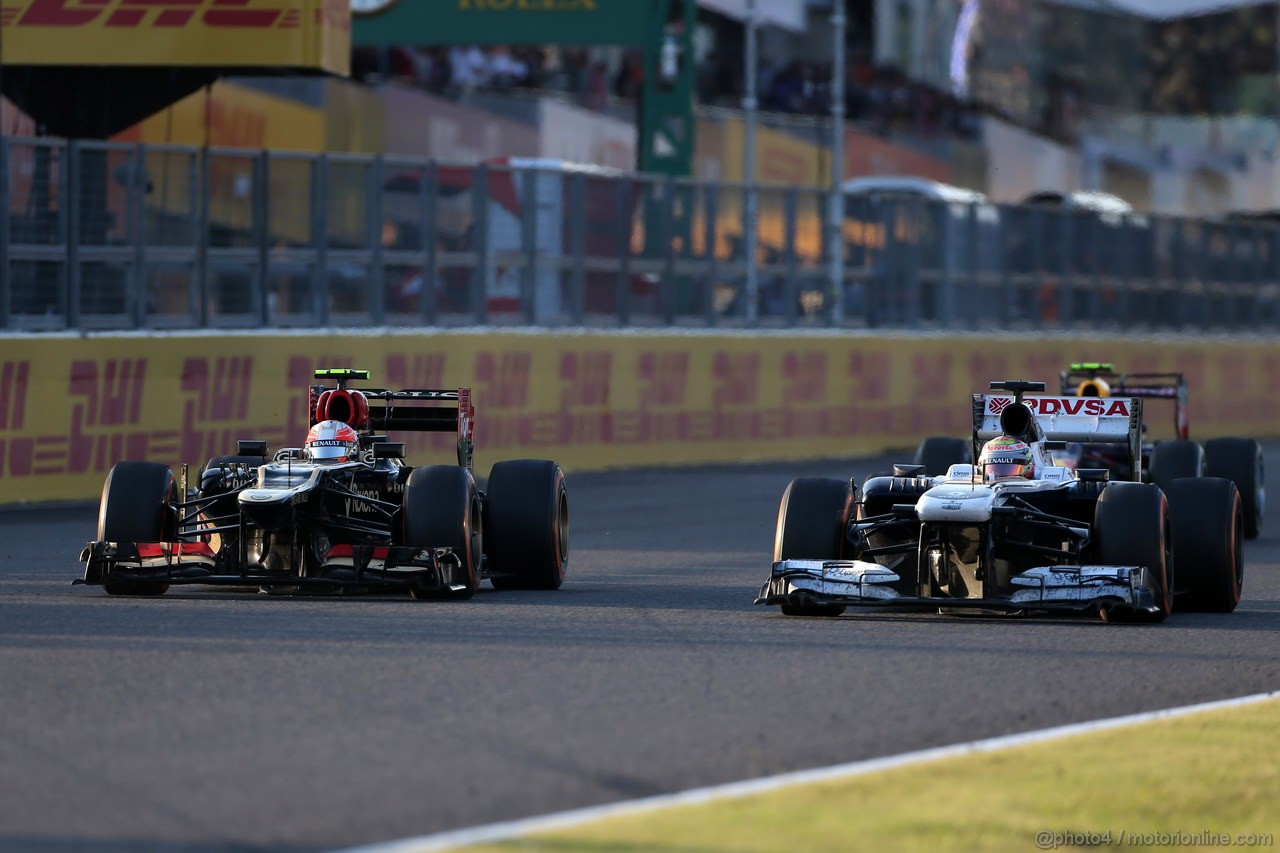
xmin=238 ymin=489 xmax=293 ymax=531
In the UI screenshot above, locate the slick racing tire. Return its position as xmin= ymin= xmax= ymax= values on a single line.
xmin=1204 ymin=437 xmax=1264 ymax=540
xmin=403 ymin=466 xmax=482 ymax=600
xmin=98 ymin=461 xmax=177 ymax=597
xmin=1147 ymin=439 xmax=1203 ymax=493
xmin=1093 ymin=482 xmax=1172 ymax=623
xmin=913 ymin=436 xmax=971 ymax=477
xmin=1165 ymin=478 xmax=1243 ymax=613
xmin=485 ymin=459 xmax=569 ymax=591
xmin=774 ymin=477 xmax=854 ymax=617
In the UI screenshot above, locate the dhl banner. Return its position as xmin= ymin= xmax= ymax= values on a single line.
xmin=1 ymin=0 xmax=349 ymax=73
xmin=1 ymin=331 xmax=1278 ymax=505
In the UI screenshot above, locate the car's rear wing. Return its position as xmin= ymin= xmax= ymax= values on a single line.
xmin=1059 ymin=362 xmax=1188 ymax=439
xmin=309 ymin=369 xmax=475 ymax=469
xmin=366 ymin=388 xmax=475 ymax=470
xmin=973 ymin=387 xmax=1144 ymax=480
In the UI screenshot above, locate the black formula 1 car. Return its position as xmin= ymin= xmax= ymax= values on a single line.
xmin=78 ymin=369 xmax=569 ymax=599
xmin=758 ymin=380 xmax=1244 ymax=622
xmin=1059 ymin=362 xmax=1264 ymax=538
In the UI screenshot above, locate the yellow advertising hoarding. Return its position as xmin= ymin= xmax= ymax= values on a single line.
xmin=1 ymin=331 xmax=1277 ymax=505
xmin=115 ymin=81 xmax=326 ymax=151
xmin=3 ymin=0 xmax=349 ymax=74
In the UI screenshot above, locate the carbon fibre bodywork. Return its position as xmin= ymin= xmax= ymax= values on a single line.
xmin=758 ymin=381 xmax=1177 ymax=621
xmin=78 ymin=369 xmax=569 ymax=598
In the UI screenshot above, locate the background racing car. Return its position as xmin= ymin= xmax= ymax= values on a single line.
xmin=913 ymin=362 xmax=1264 ymax=538
xmin=1058 ymin=362 xmax=1264 ymax=538
xmin=760 ymin=380 xmax=1244 ymax=622
xmin=79 ymin=368 xmax=569 ymax=599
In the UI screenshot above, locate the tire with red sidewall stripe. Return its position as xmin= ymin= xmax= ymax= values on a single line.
xmin=484 ymin=460 xmax=569 ymax=591
xmin=97 ymin=461 xmax=176 ymax=597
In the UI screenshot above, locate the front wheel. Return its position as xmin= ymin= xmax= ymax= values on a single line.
xmin=403 ymin=466 xmax=481 ymax=599
xmin=485 ymin=460 xmax=569 ymax=591
xmin=97 ymin=461 xmax=176 ymax=596
xmin=1093 ymin=482 xmax=1171 ymax=623
xmin=774 ymin=477 xmax=854 ymax=617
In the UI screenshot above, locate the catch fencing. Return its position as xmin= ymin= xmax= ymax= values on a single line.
xmin=4 ymin=135 xmax=1279 ymax=332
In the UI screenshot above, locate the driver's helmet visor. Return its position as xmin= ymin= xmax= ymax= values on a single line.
xmin=307 ymin=441 xmax=353 ymax=460
xmin=984 ymin=461 xmax=1029 ymax=481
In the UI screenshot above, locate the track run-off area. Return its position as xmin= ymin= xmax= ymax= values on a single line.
xmin=2 ymin=448 xmax=1278 ymax=852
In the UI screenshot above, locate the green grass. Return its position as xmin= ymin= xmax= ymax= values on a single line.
xmin=455 ymin=699 xmax=1280 ymax=852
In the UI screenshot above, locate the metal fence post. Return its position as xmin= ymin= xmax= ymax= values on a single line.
xmin=903 ymin=198 xmax=920 ymax=327
xmin=1031 ymin=206 xmax=1044 ymax=330
xmin=783 ymin=188 xmax=798 ymax=326
xmin=0 ymin=137 xmax=8 ymax=329
xmin=420 ymin=161 xmax=438 ymax=326
xmin=131 ymin=144 xmax=147 ymax=328
xmin=194 ymin=146 xmax=209 ymax=325
xmin=314 ymin=153 xmax=330 ymax=327
xmin=471 ymin=163 xmax=489 ymax=325
xmin=368 ymin=155 xmax=386 ymax=327
xmin=567 ymin=171 xmax=586 ymax=326
xmin=66 ymin=140 xmax=80 ymax=329
xmin=1057 ymin=209 xmax=1073 ymax=327
xmin=661 ymin=174 xmax=675 ymax=325
xmin=255 ymin=150 xmax=271 ymax=326
xmin=999 ymin=204 xmax=1015 ymax=328
xmin=703 ymin=182 xmax=718 ymax=327
xmin=520 ymin=167 xmax=537 ymax=324
xmin=616 ymin=177 xmax=632 ymax=327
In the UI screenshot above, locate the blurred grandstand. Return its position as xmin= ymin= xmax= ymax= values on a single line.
xmin=338 ymin=0 xmax=1280 ymax=218
xmin=5 ymin=0 xmax=1280 ymax=217
xmin=4 ymin=0 xmax=1280 ymax=332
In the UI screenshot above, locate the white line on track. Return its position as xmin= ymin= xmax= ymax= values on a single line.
xmin=333 ymin=689 xmax=1280 ymax=853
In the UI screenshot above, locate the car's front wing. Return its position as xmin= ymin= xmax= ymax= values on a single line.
xmin=77 ymin=540 xmax=471 ymax=596
xmin=755 ymin=559 xmax=1164 ymax=617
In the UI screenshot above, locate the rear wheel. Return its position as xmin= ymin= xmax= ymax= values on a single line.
xmin=774 ymin=477 xmax=854 ymax=617
xmin=98 ymin=461 xmax=176 ymax=596
xmin=1204 ymin=437 xmax=1264 ymax=540
xmin=913 ymin=436 xmax=971 ymax=477
xmin=1147 ymin=439 xmax=1203 ymax=492
xmin=485 ymin=460 xmax=569 ymax=591
xmin=403 ymin=466 xmax=481 ymax=599
xmin=1166 ymin=478 xmax=1243 ymax=613
xmin=1093 ymin=482 xmax=1171 ymax=623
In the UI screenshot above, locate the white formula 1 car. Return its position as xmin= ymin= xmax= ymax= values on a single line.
xmin=757 ymin=381 xmax=1244 ymax=622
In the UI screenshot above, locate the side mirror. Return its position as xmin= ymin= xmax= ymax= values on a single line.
xmin=238 ymin=439 xmax=268 ymax=456
xmin=373 ymin=442 xmax=406 ymax=460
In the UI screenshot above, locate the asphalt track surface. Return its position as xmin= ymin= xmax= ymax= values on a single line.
xmin=2 ymin=449 xmax=1279 ymax=853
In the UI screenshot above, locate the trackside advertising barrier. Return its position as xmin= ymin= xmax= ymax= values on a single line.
xmin=1 ymin=330 xmax=1278 ymax=505
xmin=4 ymin=0 xmax=349 ymax=72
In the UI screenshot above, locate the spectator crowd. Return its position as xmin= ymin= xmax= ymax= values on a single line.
xmin=353 ymin=41 xmax=981 ymax=143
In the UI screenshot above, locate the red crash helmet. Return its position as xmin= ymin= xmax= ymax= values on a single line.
xmin=304 ymin=419 xmax=360 ymax=462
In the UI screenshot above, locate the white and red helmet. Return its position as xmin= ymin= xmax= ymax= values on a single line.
xmin=304 ymin=419 xmax=360 ymax=463
xmin=979 ymin=435 xmax=1036 ymax=482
